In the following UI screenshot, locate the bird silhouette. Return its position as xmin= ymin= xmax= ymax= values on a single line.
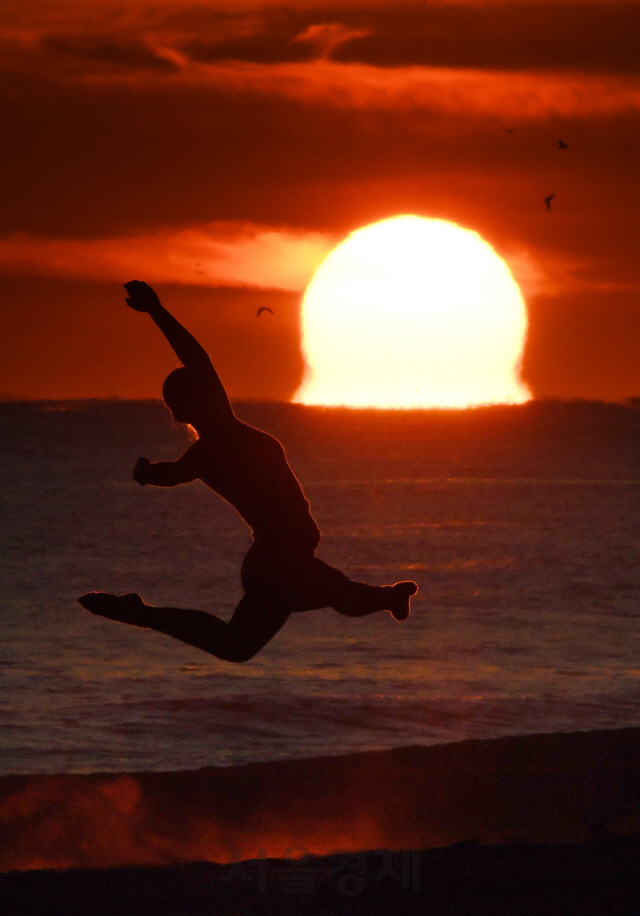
xmin=558 ymin=139 xmax=568 ymax=150
xmin=544 ymin=194 xmax=555 ymax=210
xmin=257 ymin=307 xmax=274 ymax=317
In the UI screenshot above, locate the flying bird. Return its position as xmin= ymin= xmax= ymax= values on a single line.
xmin=257 ymin=307 xmax=274 ymax=317
xmin=558 ymin=139 xmax=568 ymax=149
xmin=544 ymin=194 xmax=555 ymax=210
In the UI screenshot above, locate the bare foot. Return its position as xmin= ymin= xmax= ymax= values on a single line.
xmin=78 ymin=592 xmax=149 ymax=627
xmin=388 ymin=581 xmax=418 ymax=621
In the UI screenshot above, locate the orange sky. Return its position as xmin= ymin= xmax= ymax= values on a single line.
xmin=1 ymin=0 xmax=639 ymax=401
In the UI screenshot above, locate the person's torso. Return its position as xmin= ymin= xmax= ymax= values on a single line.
xmin=185 ymin=421 xmax=320 ymax=547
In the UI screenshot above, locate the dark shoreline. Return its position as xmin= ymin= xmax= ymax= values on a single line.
xmin=2 ymin=727 xmax=639 ymax=860
xmin=2 ymin=727 xmax=640 ymax=913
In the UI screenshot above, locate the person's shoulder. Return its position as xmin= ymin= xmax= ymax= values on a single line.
xmin=235 ymin=420 xmax=283 ymax=450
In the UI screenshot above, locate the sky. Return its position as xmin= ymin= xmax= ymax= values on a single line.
xmin=1 ymin=0 xmax=639 ymax=401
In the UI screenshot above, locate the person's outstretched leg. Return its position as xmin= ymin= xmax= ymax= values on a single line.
xmin=282 ymin=557 xmax=418 ymax=621
xmin=78 ymin=592 xmax=290 ymax=663
xmin=333 ymin=578 xmax=417 ymax=621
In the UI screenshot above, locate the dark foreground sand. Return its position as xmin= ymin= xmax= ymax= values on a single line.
xmin=1 ymin=727 xmax=639 ymax=914
xmin=3 ymin=837 xmax=640 ymax=916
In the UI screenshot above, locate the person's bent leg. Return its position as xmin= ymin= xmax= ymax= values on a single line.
xmin=221 ymin=594 xmax=291 ymax=662
xmin=78 ymin=592 xmax=289 ymax=662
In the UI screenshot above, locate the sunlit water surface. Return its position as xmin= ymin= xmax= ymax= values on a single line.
xmin=1 ymin=400 xmax=639 ymax=774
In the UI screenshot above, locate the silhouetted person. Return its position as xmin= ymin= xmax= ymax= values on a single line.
xmin=79 ymin=281 xmax=417 ymax=663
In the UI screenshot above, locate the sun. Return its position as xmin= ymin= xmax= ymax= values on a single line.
xmin=294 ymin=215 xmax=531 ymax=408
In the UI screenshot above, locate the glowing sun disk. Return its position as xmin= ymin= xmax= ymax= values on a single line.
xmin=294 ymin=215 xmax=531 ymax=409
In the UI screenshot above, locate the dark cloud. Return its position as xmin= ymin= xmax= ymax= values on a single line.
xmin=40 ymin=37 xmax=179 ymax=72
xmin=4 ymin=3 xmax=640 ymax=74
xmin=172 ymin=3 xmax=640 ymax=73
xmin=329 ymin=3 xmax=640 ymax=74
xmin=2 ymin=65 xmax=639 ymax=297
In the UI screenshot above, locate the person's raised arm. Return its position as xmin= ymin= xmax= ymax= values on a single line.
xmin=123 ymin=280 xmax=231 ymax=411
xmin=124 ymin=280 xmax=210 ymax=373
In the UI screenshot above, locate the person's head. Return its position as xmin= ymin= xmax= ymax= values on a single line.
xmin=162 ymin=367 xmax=235 ymax=432
xmin=162 ymin=367 xmax=201 ymax=426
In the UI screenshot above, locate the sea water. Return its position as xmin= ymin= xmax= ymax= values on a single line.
xmin=1 ymin=399 xmax=639 ymax=774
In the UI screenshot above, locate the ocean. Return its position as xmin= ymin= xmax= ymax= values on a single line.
xmin=1 ymin=398 xmax=640 ymax=776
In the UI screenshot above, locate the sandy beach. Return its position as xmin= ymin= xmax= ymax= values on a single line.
xmin=2 ymin=726 xmax=639 ymax=914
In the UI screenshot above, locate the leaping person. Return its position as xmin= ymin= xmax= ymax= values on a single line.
xmin=79 ymin=281 xmax=417 ymax=663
